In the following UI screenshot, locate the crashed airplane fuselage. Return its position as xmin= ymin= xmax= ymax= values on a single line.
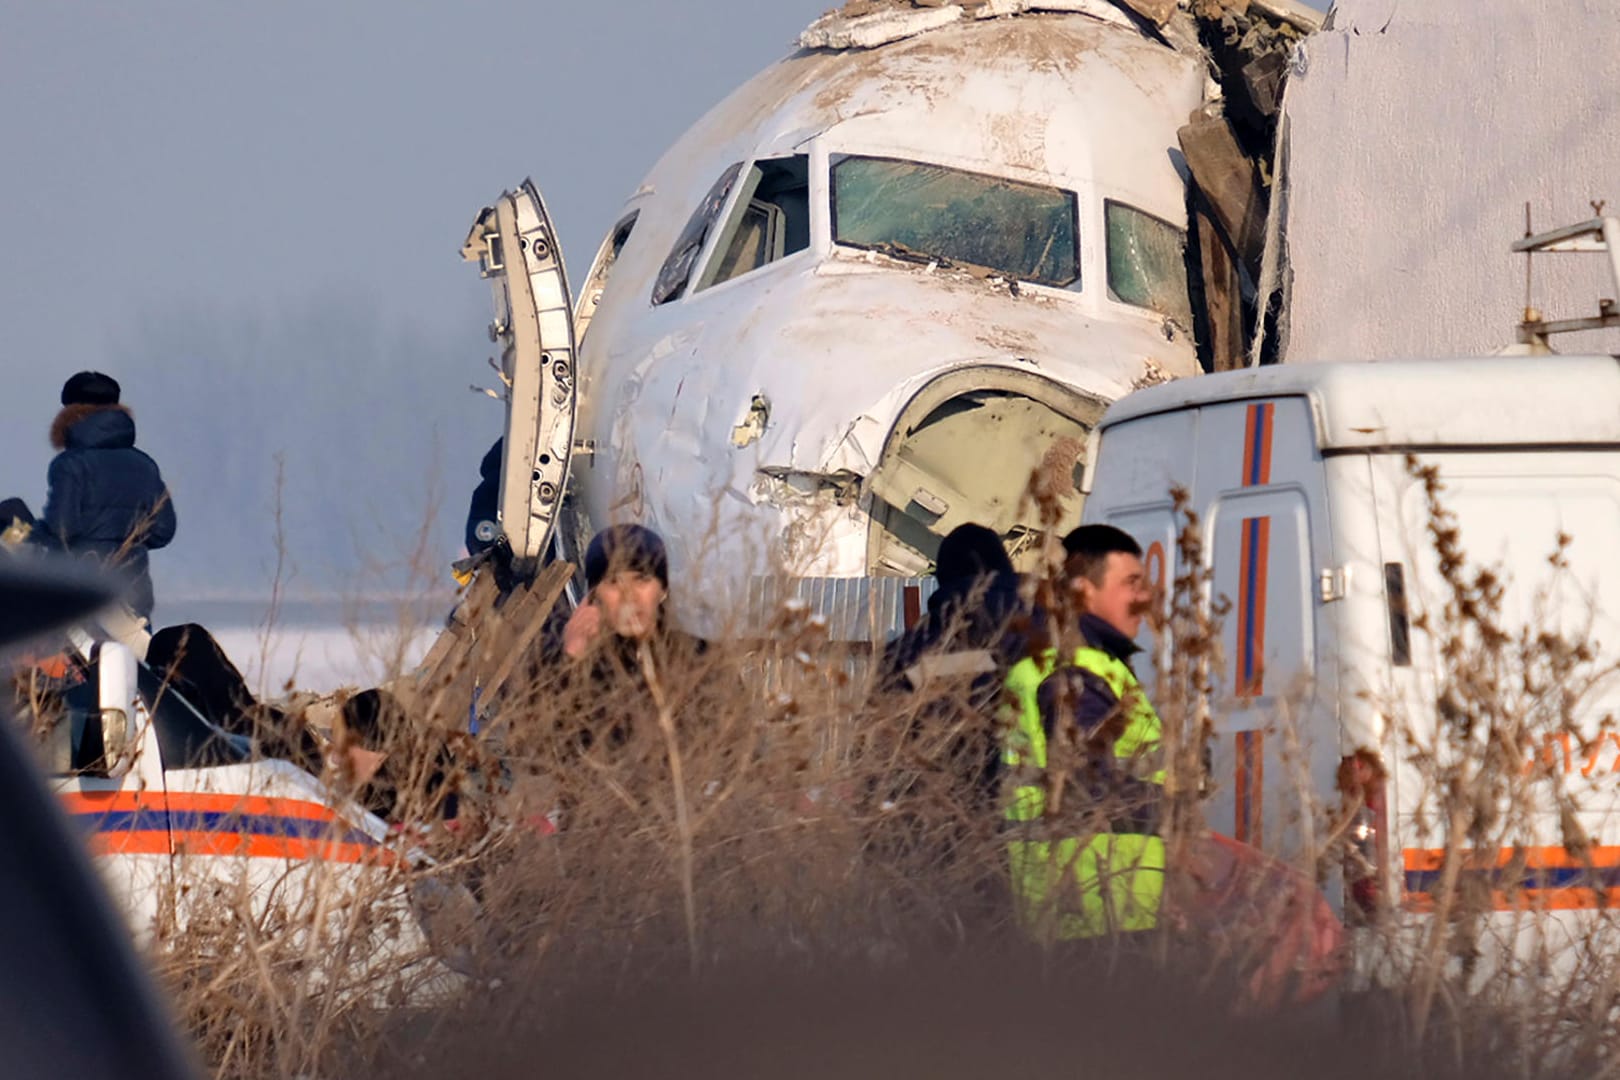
xmin=471 ymin=7 xmax=1214 ymax=633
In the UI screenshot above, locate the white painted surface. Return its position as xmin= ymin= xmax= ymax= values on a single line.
xmin=1276 ymin=0 xmax=1620 ymax=362
xmin=1099 ymin=353 xmax=1620 ymax=448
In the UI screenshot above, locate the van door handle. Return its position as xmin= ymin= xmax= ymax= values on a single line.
xmin=1318 ymin=566 xmax=1348 ymax=603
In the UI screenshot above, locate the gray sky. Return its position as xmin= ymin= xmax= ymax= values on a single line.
xmin=1 ymin=0 xmax=828 ymax=603
xmin=1 ymin=1 xmax=1325 ymax=606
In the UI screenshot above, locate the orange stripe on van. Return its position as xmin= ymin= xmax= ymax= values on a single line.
xmin=62 ymin=790 xmax=342 ymax=822
xmin=1241 ymin=401 xmax=1275 ymax=487
xmin=1403 ymin=846 xmax=1620 ymax=911
xmin=1232 ymin=402 xmax=1276 ymax=843
xmin=1235 ymin=731 xmax=1265 ymax=846
xmin=61 ymin=790 xmax=392 ymax=866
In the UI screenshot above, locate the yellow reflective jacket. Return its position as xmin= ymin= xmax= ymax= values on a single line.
xmin=1002 ymin=629 xmax=1166 ymax=939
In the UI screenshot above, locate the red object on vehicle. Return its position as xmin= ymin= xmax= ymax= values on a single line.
xmin=1172 ymin=831 xmax=1347 ymax=1010
xmin=1338 ymin=750 xmax=1388 ymax=921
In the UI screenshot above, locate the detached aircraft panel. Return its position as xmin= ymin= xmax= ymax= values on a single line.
xmin=462 ymin=181 xmax=578 ymax=566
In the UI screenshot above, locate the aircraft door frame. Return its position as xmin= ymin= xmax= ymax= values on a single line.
xmin=463 ymin=180 xmax=580 ymax=568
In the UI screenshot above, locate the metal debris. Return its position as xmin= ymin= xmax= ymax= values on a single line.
xmin=802 ymin=0 xmax=1318 ymax=48
xmin=800 ymin=5 xmax=963 ymax=50
xmin=731 ymin=394 xmax=772 ymax=448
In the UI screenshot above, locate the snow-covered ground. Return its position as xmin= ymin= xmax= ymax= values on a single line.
xmin=207 ymin=623 xmax=439 ymax=697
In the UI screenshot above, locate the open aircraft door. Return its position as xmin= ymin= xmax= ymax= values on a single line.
xmin=462 ymin=181 xmax=579 ymax=572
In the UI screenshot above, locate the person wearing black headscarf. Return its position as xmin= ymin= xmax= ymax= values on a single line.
xmin=880 ymin=523 xmax=1027 ymax=692
xmin=874 ymin=523 xmax=1030 ymax=830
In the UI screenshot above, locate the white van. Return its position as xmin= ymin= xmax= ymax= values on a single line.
xmin=33 ymin=637 xmax=466 ymax=1004
xmin=1079 ymin=355 xmax=1620 ymax=935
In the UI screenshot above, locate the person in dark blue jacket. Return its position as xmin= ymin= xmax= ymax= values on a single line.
xmin=464 ymin=437 xmax=503 ymax=557
xmin=38 ymin=372 xmax=177 ymax=620
xmin=880 ymin=523 xmax=1027 ymax=694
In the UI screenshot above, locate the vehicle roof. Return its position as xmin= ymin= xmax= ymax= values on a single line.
xmin=1098 ymin=355 xmax=1620 ymax=449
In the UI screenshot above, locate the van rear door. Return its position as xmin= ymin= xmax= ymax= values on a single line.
xmin=1085 ymin=395 xmax=1341 ymax=857
xmin=1189 ymin=397 xmax=1339 ymax=856
xmin=1369 ymin=449 xmax=1620 ymax=908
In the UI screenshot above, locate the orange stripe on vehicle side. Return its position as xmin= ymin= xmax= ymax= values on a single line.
xmin=1240 ymin=401 xmax=1274 ymax=488
xmin=1404 ymin=846 xmax=1620 ymax=871
xmin=169 ymin=831 xmax=388 ymax=865
xmin=1235 ymin=731 xmax=1265 ymax=846
xmin=1403 ymin=846 xmax=1620 ymax=911
xmin=89 ymin=831 xmax=172 ymax=856
xmin=62 ymin=790 xmax=343 ymax=824
xmin=62 ymin=791 xmax=392 ymax=865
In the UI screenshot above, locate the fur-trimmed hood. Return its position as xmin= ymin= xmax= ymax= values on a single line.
xmin=51 ymin=403 xmax=135 ymax=451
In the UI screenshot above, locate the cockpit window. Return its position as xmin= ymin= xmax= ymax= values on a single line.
xmin=830 ymin=155 xmax=1079 ymax=288
xmin=696 ymin=155 xmax=811 ymax=292
xmin=652 ymin=163 xmax=743 ymax=305
xmin=578 ymin=211 xmax=638 ymax=341
xmin=1105 ymin=200 xmax=1192 ymax=327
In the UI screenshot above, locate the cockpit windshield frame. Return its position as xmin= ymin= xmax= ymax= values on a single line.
xmin=828 ymin=154 xmax=1081 ymax=289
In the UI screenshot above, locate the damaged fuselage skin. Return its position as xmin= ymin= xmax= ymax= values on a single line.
xmin=499 ymin=10 xmax=1208 ymax=631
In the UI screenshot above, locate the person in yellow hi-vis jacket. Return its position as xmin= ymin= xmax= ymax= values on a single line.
xmin=1004 ymin=524 xmax=1164 ymax=941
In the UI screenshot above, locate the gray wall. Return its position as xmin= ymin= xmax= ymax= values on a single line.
xmin=1275 ymin=0 xmax=1620 ymax=363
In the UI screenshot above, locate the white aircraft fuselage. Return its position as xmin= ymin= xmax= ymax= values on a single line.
xmin=475 ymin=9 xmax=1209 ymax=635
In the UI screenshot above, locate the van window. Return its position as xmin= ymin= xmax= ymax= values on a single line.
xmin=697 ymin=156 xmax=811 ymax=292
xmin=577 ymin=211 xmax=639 ymax=339
xmin=140 ymin=665 xmax=253 ymax=769
xmin=831 ymin=155 xmax=1080 ymax=288
xmin=30 ymin=671 xmax=104 ymax=774
xmin=27 ymin=658 xmax=251 ymax=775
xmin=1105 ymin=201 xmax=1192 ymax=326
xmin=652 ymin=163 xmax=743 ymax=305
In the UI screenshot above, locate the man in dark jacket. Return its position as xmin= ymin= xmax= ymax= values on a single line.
xmin=38 ymin=372 xmax=177 ymax=621
xmin=526 ymin=525 xmax=734 ymax=826
xmin=544 ymin=523 xmax=708 ymax=685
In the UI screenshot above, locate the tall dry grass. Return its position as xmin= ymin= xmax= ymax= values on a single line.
xmin=16 ymin=457 xmax=1620 ymax=1079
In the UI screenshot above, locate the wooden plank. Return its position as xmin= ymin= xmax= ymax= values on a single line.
xmin=1241 ymin=49 xmax=1288 ymax=120
xmin=1248 ymin=0 xmax=1322 ymax=32
xmin=413 ymin=562 xmax=571 ymax=732
xmin=413 ymin=571 xmax=498 ymax=683
xmin=1178 ymin=113 xmax=1269 ymax=274
xmin=478 ymin=562 xmax=573 ymax=709
xmin=1195 ymin=194 xmax=1246 ymax=372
